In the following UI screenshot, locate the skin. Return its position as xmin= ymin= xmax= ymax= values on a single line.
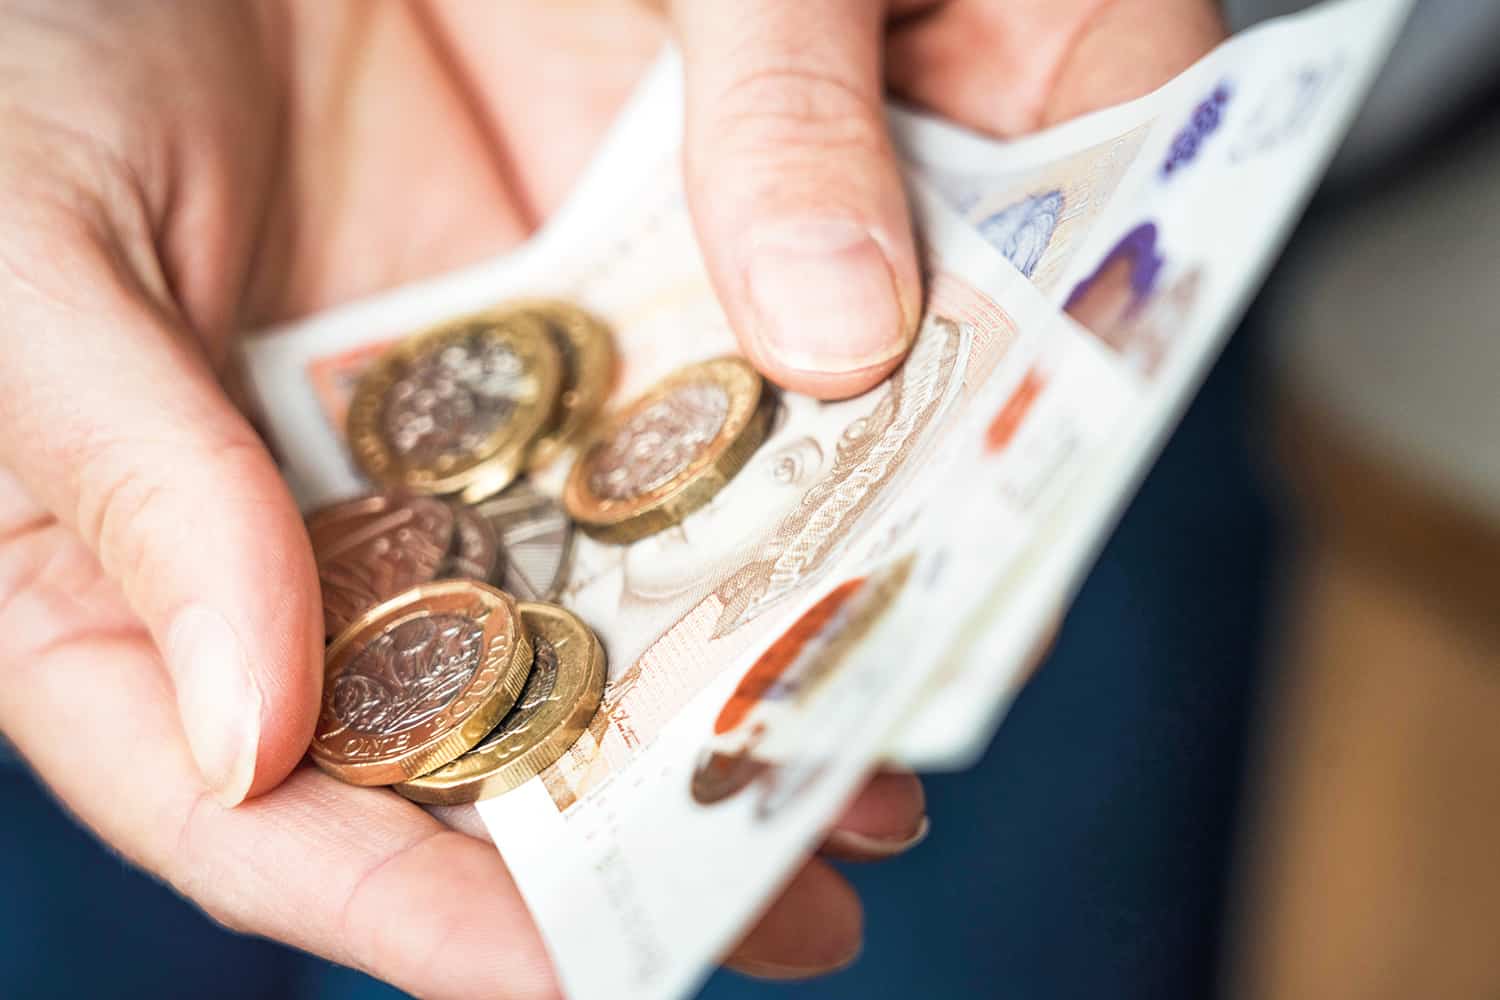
xmin=0 ymin=1 xmax=1223 ymax=996
xmin=1067 ymin=253 xmax=1143 ymax=342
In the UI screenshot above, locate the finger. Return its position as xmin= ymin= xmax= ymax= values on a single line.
xmin=0 ymin=210 xmax=320 ymax=806
xmin=1018 ymin=615 xmax=1063 ymax=688
xmin=0 ymin=624 xmax=560 ymax=1000
xmin=887 ymin=0 xmax=1226 ymax=136
xmin=669 ymin=0 xmax=922 ymax=399
xmin=725 ymin=858 xmax=863 ymax=979
xmin=821 ymin=767 xmax=929 ymax=862
xmin=1040 ymin=0 xmax=1227 ymax=126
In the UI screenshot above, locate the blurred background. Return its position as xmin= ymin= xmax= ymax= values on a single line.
xmin=4 ymin=2 xmax=1497 ymax=997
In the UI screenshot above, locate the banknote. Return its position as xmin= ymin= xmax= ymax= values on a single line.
xmin=246 ymin=49 xmax=1080 ymax=994
xmin=885 ymin=0 xmax=1412 ymax=767
xmin=239 ymin=1 xmax=1408 ymax=996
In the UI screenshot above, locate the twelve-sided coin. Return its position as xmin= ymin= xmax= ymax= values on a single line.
xmin=563 ymin=356 xmax=772 ymax=543
xmin=515 ymin=300 xmax=616 ymax=472
xmin=347 ymin=310 xmax=563 ymax=503
xmin=394 ymin=601 xmax=606 ymax=804
xmin=310 ymin=580 xmax=534 ymax=786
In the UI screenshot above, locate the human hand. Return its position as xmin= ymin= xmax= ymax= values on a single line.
xmin=665 ymin=0 xmax=1226 ymax=397
xmin=0 ymin=1 xmax=1220 ymax=996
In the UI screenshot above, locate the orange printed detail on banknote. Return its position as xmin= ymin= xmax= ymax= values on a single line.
xmin=307 ymin=340 xmax=398 ymax=438
xmin=986 ymin=367 xmax=1049 ymax=454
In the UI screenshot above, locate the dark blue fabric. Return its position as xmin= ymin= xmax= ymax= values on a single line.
xmin=0 ymin=332 xmax=1269 ymax=1000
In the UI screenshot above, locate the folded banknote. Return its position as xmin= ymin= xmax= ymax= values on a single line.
xmin=242 ymin=0 xmax=1409 ymax=996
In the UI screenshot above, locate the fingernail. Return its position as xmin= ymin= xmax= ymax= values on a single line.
xmin=166 ymin=605 xmax=261 ymax=807
xmin=744 ymin=219 xmax=912 ymax=374
xmin=733 ymin=947 xmax=862 ymax=981
xmin=823 ymin=816 xmax=930 ymax=861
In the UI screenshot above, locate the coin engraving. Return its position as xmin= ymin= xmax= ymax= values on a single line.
xmin=564 ymin=356 xmax=770 ymax=543
xmin=472 ymin=634 xmax=559 ymax=756
xmin=442 ymin=503 xmax=502 ymax=581
xmin=330 ymin=614 xmax=483 ymax=735
xmin=392 ymin=602 xmax=605 ymax=804
xmin=308 ymin=495 xmax=455 ymax=638
xmin=381 ymin=334 xmax=526 ymax=470
xmin=347 ymin=312 xmax=562 ymax=500
xmin=311 ymin=581 xmax=532 ymax=786
xmin=586 ymin=382 xmax=729 ymax=501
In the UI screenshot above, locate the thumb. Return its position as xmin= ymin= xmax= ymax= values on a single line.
xmin=669 ymin=0 xmax=921 ymax=400
xmin=0 ymin=224 xmax=322 ymax=807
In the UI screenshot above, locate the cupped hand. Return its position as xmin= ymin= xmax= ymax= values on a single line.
xmin=0 ymin=1 xmax=1219 ymax=996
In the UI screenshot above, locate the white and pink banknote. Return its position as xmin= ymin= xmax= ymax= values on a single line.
xmin=242 ymin=1 xmax=1408 ymax=997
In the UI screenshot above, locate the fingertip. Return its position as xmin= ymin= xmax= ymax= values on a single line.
xmin=158 ymin=444 xmax=323 ymax=803
xmin=738 ymin=218 xmax=919 ymax=396
xmin=821 ymin=768 xmax=928 ymax=861
xmin=727 ymin=859 xmax=863 ymax=979
xmin=752 ymin=352 xmax=907 ymax=401
xmin=670 ymin=0 xmax=921 ymax=403
xmin=242 ymin=525 xmax=325 ymax=800
xmin=165 ymin=604 xmax=263 ymax=806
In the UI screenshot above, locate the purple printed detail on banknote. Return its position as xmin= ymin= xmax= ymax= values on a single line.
xmin=1162 ymin=82 xmax=1232 ymax=177
xmin=1063 ymin=221 xmax=1165 ymax=341
xmin=975 ymin=190 xmax=1065 ymax=279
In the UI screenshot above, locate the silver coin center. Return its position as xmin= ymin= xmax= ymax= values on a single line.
xmin=331 ymin=613 xmax=484 ymax=735
xmin=587 ymin=381 xmax=729 ymax=500
xmin=382 ymin=335 xmax=527 ymax=464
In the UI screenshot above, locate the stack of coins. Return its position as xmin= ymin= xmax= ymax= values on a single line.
xmin=307 ymin=300 xmax=775 ymax=800
xmin=310 ymin=579 xmax=607 ymax=803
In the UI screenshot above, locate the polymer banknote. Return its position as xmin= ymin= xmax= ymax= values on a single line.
xmin=242 ymin=1 xmax=1409 ymax=995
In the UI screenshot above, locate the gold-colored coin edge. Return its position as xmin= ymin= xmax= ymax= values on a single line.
xmin=393 ymin=602 xmax=606 ymax=804
xmin=346 ymin=310 xmax=563 ymax=500
xmin=310 ymin=580 xmax=534 ymax=786
xmin=511 ymin=300 xmax=617 ymax=473
xmin=563 ymin=356 xmax=771 ymax=543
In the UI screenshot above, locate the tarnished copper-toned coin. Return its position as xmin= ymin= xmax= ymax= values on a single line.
xmin=564 ymin=356 xmax=772 ymax=543
xmin=311 ymin=580 xmax=534 ymax=786
xmin=394 ymin=602 xmax=606 ymax=804
xmin=347 ymin=310 xmax=563 ymax=503
xmin=307 ymin=494 xmax=456 ymax=639
xmin=512 ymin=301 xmax=616 ymax=472
xmin=441 ymin=503 xmax=503 ymax=582
xmin=473 ymin=482 xmax=574 ymax=601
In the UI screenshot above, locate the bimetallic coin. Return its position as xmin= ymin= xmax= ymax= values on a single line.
xmin=307 ymin=494 xmax=456 ymax=640
xmin=514 ymin=301 xmax=616 ymax=472
xmin=564 ymin=356 xmax=772 ymax=543
xmin=311 ymin=580 xmax=534 ymax=786
xmin=441 ymin=503 xmax=503 ymax=582
xmin=394 ymin=602 xmax=606 ymax=804
xmin=347 ymin=311 xmax=563 ymax=503
xmin=473 ymin=482 xmax=574 ymax=601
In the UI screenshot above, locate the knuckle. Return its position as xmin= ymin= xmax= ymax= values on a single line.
xmin=73 ymin=425 xmax=272 ymax=586
xmin=75 ymin=446 xmax=170 ymax=587
xmin=706 ymin=65 xmax=887 ymax=162
xmin=0 ymin=114 xmax=159 ymax=315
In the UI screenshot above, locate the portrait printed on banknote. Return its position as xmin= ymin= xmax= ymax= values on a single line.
xmin=915 ymin=123 xmax=1151 ymax=296
xmin=544 ymin=309 xmax=979 ymax=810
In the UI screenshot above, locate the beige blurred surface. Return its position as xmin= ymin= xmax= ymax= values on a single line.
xmin=1230 ymin=402 xmax=1500 ymax=1000
xmin=1229 ymin=88 xmax=1500 ymax=999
